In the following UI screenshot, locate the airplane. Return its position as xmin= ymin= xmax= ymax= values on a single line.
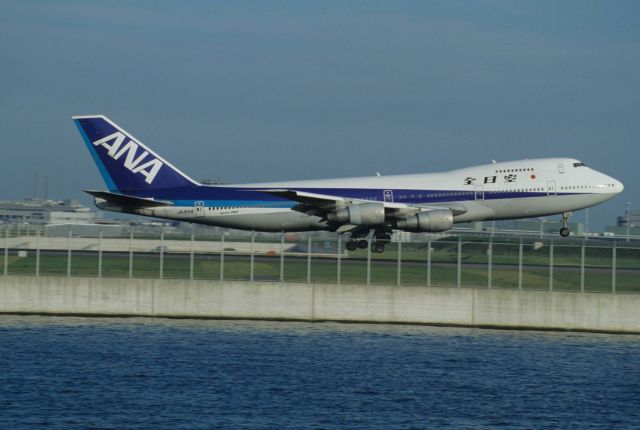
xmin=73 ymin=115 xmax=624 ymax=253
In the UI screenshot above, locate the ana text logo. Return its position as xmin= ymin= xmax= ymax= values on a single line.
xmin=93 ymin=132 xmax=163 ymax=184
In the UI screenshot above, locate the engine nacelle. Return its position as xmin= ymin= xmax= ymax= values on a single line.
xmin=327 ymin=202 xmax=385 ymax=225
xmin=396 ymin=209 xmax=453 ymax=232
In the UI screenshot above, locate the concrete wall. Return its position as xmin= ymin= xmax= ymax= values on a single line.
xmin=1 ymin=276 xmax=639 ymax=333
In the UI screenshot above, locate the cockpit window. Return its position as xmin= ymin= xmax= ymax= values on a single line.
xmin=573 ymin=162 xmax=586 ymax=167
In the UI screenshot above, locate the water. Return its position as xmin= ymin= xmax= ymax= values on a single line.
xmin=1 ymin=316 xmax=639 ymax=429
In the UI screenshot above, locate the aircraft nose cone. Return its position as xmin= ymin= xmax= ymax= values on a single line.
xmin=603 ymin=172 xmax=624 ymax=194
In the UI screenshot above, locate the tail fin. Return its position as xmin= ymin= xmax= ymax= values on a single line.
xmin=73 ymin=115 xmax=199 ymax=193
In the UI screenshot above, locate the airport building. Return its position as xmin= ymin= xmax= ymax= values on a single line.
xmin=0 ymin=198 xmax=95 ymax=225
xmin=605 ymin=207 xmax=640 ymax=236
xmin=617 ymin=209 xmax=640 ymax=228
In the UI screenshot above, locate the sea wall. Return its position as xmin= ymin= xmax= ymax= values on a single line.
xmin=1 ymin=276 xmax=639 ymax=333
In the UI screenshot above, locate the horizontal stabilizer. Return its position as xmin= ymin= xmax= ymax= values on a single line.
xmin=84 ymin=190 xmax=173 ymax=207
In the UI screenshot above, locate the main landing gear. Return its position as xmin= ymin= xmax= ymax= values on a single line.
xmin=559 ymin=212 xmax=571 ymax=237
xmin=345 ymin=239 xmax=368 ymax=251
xmin=344 ymin=231 xmax=391 ymax=253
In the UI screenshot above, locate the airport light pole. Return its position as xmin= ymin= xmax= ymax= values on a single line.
xmin=426 ymin=239 xmax=432 ymax=288
xmin=67 ymin=230 xmax=72 ymax=277
xmin=189 ymin=228 xmax=194 ymax=281
xmin=98 ymin=229 xmax=103 ymax=278
xmin=4 ymin=228 xmax=8 ymax=276
xmin=280 ymin=232 xmax=285 ymax=283
xmin=250 ymin=230 xmax=255 ymax=282
xmin=336 ymin=234 xmax=341 ymax=284
xmin=584 ymin=208 xmax=589 ymax=239
xmin=626 ymin=202 xmax=631 ymax=242
xmin=35 ymin=228 xmax=40 ymax=276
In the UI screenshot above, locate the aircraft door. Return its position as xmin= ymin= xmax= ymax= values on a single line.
xmin=557 ymin=162 xmax=565 ymax=174
xmin=383 ymin=190 xmax=393 ymax=202
xmin=194 ymin=201 xmax=205 ymax=217
xmin=546 ymin=181 xmax=557 ymax=196
xmin=474 ymin=185 xmax=484 ymax=200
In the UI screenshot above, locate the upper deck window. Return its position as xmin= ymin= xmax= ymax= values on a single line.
xmin=573 ymin=162 xmax=586 ymax=167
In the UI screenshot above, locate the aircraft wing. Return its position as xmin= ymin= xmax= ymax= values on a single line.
xmin=257 ymin=189 xmax=349 ymax=210
xmin=84 ymin=190 xmax=174 ymax=207
xmin=258 ymin=189 xmax=467 ymax=217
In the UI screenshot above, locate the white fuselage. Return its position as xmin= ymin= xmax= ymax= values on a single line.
xmin=127 ymin=157 xmax=623 ymax=232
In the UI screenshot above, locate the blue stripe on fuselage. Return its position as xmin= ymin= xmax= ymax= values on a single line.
xmin=173 ymin=200 xmax=296 ymax=208
xmin=118 ymin=185 xmax=584 ymax=208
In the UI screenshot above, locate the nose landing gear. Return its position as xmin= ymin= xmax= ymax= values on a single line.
xmin=559 ymin=212 xmax=571 ymax=237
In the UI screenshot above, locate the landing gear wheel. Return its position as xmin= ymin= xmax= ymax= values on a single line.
xmin=345 ymin=240 xmax=357 ymax=251
xmin=374 ymin=243 xmax=386 ymax=253
xmin=559 ymin=212 xmax=571 ymax=238
xmin=357 ymin=240 xmax=369 ymax=249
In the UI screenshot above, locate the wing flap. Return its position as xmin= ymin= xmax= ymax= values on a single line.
xmin=258 ymin=189 xmax=349 ymax=209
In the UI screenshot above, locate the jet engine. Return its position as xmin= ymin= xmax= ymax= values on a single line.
xmin=327 ymin=202 xmax=385 ymax=225
xmin=396 ymin=209 xmax=453 ymax=232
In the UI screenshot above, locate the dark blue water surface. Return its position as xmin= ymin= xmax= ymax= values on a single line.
xmin=1 ymin=316 xmax=640 ymax=429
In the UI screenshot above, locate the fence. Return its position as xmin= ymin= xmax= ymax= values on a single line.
xmin=2 ymin=227 xmax=639 ymax=294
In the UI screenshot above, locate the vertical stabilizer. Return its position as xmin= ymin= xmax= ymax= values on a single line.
xmin=73 ymin=115 xmax=199 ymax=193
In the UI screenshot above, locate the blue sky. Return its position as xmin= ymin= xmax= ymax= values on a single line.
xmin=1 ymin=1 xmax=638 ymax=229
